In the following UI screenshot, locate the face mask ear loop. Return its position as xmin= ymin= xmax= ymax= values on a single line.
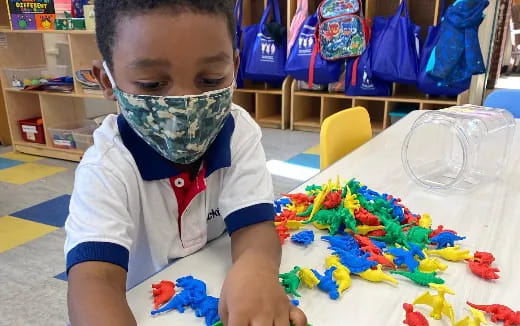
xmin=102 ymin=61 xmax=117 ymax=89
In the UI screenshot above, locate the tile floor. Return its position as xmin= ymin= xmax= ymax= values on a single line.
xmin=0 ymin=128 xmax=319 ymax=325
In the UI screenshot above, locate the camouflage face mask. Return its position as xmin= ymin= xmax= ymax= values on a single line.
xmin=103 ymin=62 xmax=233 ymax=164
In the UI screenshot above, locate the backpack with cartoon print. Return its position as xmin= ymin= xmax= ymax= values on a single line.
xmin=317 ymin=0 xmax=369 ymax=60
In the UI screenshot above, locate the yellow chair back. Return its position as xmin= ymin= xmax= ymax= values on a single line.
xmin=320 ymin=107 xmax=372 ymax=170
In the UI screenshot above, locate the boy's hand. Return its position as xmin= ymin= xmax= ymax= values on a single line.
xmin=219 ymin=245 xmax=307 ymax=326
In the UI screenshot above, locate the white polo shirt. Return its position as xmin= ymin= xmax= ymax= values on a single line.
xmin=64 ymin=104 xmax=275 ymax=288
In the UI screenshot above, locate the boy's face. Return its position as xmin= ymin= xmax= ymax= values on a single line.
xmin=95 ymin=11 xmax=238 ymax=98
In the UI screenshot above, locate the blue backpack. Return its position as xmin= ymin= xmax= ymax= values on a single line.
xmin=285 ymin=13 xmax=342 ymax=84
xmin=317 ymin=0 xmax=369 ymax=60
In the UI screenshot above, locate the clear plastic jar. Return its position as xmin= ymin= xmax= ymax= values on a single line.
xmin=402 ymin=105 xmax=516 ymax=191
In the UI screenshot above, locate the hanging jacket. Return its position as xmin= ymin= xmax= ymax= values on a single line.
xmin=426 ymin=0 xmax=489 ymax=83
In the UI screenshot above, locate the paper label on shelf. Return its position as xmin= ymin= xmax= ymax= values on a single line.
xmin=54 ymin=139 xmax=72 ymax=147
xmin=26 ymin=133 xmax=36 ymax=141
xmin=22 ymin=126 xmax=38 ymax=134
xmin=0 ymin=33 xmax=7 ymax=49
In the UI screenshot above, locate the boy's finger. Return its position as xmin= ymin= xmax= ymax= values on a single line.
xmin=289 ymin=306 xmax=308 ymax=326
xmin=273 ymin=309 xmax=290 ymax=326
xmin=227 ymin=313 xmax=250 ymax=326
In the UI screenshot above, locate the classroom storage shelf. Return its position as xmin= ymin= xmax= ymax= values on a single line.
xmin=0 ymin=0 xmax=473 ymax=160
xmin=0 ymin=21 xmax=117 ymax=161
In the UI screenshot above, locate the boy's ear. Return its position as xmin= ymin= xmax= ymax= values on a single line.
xmin=92 ymin=60 xmax=116 ymax=101
xmin=233 ymin=50 xmax=240 ymax=79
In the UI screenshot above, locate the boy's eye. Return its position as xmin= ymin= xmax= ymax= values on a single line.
xmin=200 ymin=77 xmax=225 ymax=87
xmin=135 ymin=81 xmax=167 ymax=91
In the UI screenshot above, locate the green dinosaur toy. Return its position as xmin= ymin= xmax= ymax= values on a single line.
xmin=389 ymin=270 xmax=445 ymax=287
xmin=279 ymin=266 xmax=302 ymax=297
xmin=406 ymin=226 xmax=432 ymax=248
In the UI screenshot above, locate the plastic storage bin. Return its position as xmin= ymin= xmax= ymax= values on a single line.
xmin=18 ymin=117 xmax=46 ymax=144
xmin=389 ymin=112 xmax=408 ymax=125
xmin=48 ymin=124 xmax=77 ymax=149
xmin=72 ymin=124 xmax=97 ymax=151
xmin=402 ymin=105 xmax=516 ymax=191
xmin=3 ymin=65 xmax=69 ymax=88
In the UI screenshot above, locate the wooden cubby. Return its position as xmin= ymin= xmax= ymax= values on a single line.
xmin=234 ymin=0 xmax=291 ymax=129
xmin=287 ymin=0 xmax=470 ymax=132
xmin=0 ymin=22 xmax=116 ymax=160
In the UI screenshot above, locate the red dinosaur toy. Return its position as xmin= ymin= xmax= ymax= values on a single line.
xmin=276 ymin=221 xmax=290 ymax=244
xmin=429 ymin=225 xmax=458 ymax=238
xmin=467 ymin=302 xmax=520 ymax=326
xmin=368 ymin=251 xmax=397 ymax=269
xmin=354 ymin=207 xmax=381 ymax=226
xmin=403 ymin=303 xmax=430 ymax=326
xmin=281 ymin=193 xmax=314 ymax=206
xmin=323 ymin=191 xmax=342 ymax=209
xmin=152 ymin=280 xmax=176 ymax=310
xmin=468 ymin=260 xmax=500 ymax=280
xmin=473 ymin=251 xmax=496 ymax=265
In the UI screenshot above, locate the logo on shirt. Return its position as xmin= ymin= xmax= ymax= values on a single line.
xmin=207 ymin=208 xmax=221 ymax=221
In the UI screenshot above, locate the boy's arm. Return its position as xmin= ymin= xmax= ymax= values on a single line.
xmin=230 ymin=220 xmax=280 ymax=269
xmin=68 ymin=261 xmax=136 ymax=326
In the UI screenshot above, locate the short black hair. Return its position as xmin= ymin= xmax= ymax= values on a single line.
xmin=95 ymin=0 xmax=236 ymax=67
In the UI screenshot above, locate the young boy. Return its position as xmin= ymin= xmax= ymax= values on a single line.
xmin=64 ymin=0 xmax=307 ymax=325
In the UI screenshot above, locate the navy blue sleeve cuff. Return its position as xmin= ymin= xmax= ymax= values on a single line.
xmin=66 ymin=242 xmax=129 ymax=274
xmin=225 ymin=203 xmax=276 ymax=235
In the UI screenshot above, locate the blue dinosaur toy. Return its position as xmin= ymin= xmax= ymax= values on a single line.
xmin=274 ymin=197 xmax=292 ymax=213
xmin=291 ymin=230 xmax=315 ymax=246
xmin=430 ymin=231 xmax=466 ymax=249
xmin=312 ymin=267 xmax=340 ymax=300
xmin=151 ymin=290 xmax=192 ymax=315
xmin=194 ymin=296 xmax=220 ymax=326
xmin=331 ymin=247 xmax=376 ymax=273
xmin=386 ymin=247 xmax=419 ymax=272
xmin=321 ymin=235 xmax=360 ymax=253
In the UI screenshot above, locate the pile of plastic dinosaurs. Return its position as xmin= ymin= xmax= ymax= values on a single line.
xmin=147 ymin=178 xmax=518 ymax=325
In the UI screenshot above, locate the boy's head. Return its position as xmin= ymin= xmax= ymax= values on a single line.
xmin=93 ymin=0 xmax=238 ymax=98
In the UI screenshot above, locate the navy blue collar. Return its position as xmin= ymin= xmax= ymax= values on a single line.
xmin=117 ymin=114 xmax=234 ymax=181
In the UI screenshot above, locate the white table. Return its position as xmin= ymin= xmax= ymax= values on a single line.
xmin=127 ymin=111 xmax=520 ymax=325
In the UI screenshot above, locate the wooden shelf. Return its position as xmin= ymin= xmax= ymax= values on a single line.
xmin=294 ymin=90 xmax=459 ymax=105
xmin=5 ymin=88 xmax=105 ymax=99
xmin=0 ymin=28 xmax=94 ymax=35
xmin=293 ymin=117 xmax=321 ymax=132
xmin=235 ymin=88 xmax=283 ymax=95
xmin=257 ymin=114 xmax=282 ymax=128
xmin=13 ymin=141 xmax=85 ymax=161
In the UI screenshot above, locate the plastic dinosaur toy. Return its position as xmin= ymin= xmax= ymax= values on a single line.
xmin=429 ymin=225 xmax=458 ymax=238
xmin=426 ymin=245 xmax=473 ymax=261
xmin=403 ymin=303 xmax=430 ymax=326
xmin=332 ymin=264 xmax=352 ymax=294
xmin=152 ymin=280 xmax=176 ymax=310
xmin=331 ymin=248 xmax=377 ymax=273
xmin=354 ymin=207 xmax=381 ymax=226
xmin=323 ymin=190 xmax=342 ymax=209
xmin=151 ymin=287 xmax=193 ymax=315
xmin=357 ymin=264 xmax=398 ymax=285
xmin=473 ymin=251 xmax=496 ymax=265
xmin=413 ymin=284 xmax=455 ymax=324
xmin=352 ymin=224 xmax=385 ymax=235
xmin=325 ymin=255 xmax=343 ymax=269
xmin=406 ymin=226 xmax=432 ymax=248
xmin=390 ymin=270 xmax=445 ymax=286
xmin=312 ymin=267 xmax=340 ymax=300
xmin=468 ymin=259 xmax=500 ymax=280
xmin=298 ymin=268 xmax=320 ymax=288
xmin=275 ymin=220 xmax=290 ymax=244
xmin=467 ymin=302 xmax=520 ymax=326
xmin=194 ymin=296 xmax=220 ymax=326
xmin=386 ymin=247 xmax=420 ymax=272
xmin=419 ymin=257 xmax=448 ymax=273
xmin=418 ymin=213 xmax=432 ymax=229
xmin=291 ymin=230 xmax=315 ymax=246
xmin=279 ymin=266 xmax=302 ymax=297
xmin=430 ymin=231 xmax=466 ymax=249
xmin=367 ymin=251 xmax=397 ymax=269
xmin=455 ymin=307 xmax=488 ymax=326
xmin=322 ymin=234 xmax=360 ymax=253
xmin=274 ymin=197 xmax=292 ymax=213
xmin=281 ymin=219 xmax=306 ymax=230
xmin=343 ymin=185 xmax=361 ymax=213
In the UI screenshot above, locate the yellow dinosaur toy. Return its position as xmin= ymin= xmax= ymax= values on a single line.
xmin=426 ymin=245 xmax=473 ymax=261
xmin=298 ymin=268 xmax=320 ymax=289
xmin=455 ymin=307 xmax=488 ymax=326
xmin=357 ymin=264 xmax=398 ymax=285
xmin=414 ymin=283 xmax=456 ymax=324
